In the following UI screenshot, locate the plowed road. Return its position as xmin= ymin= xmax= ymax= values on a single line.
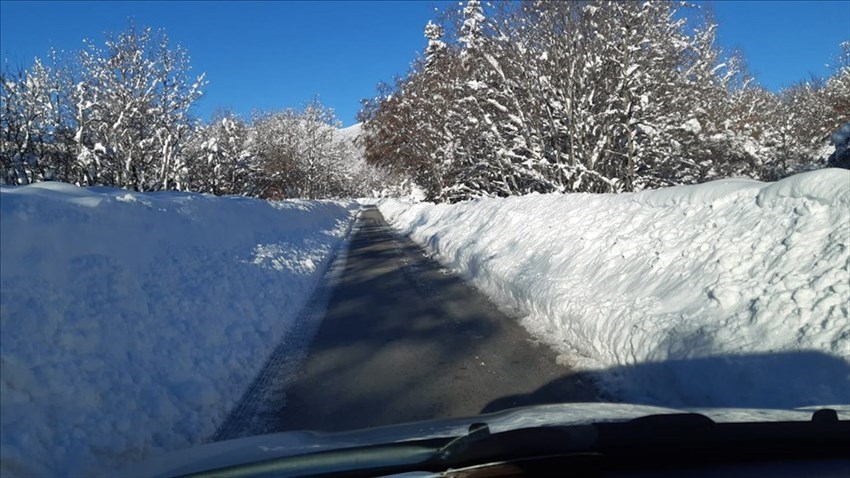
xmin=275 ymin=206 xmax=597 ymax=432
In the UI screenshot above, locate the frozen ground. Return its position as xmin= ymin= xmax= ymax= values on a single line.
xmin=380 ymin=169 xmax=850 ymax=409
xmin=0 ymin=183 xmax=358 ymax=477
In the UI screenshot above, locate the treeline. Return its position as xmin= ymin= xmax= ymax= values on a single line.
xmin=4 ymin=4 xmax=847 ymax=202
xmin=0 ymin=24 xmax=388 ymax=198
xmin=359 ymin=0 xmax=850 ymax=201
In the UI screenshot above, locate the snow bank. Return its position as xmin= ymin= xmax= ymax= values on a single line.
xmin=380 ymin=169 xmax=850 ymax=408
xmin=0 ymin=183 xmax=357 ymax=477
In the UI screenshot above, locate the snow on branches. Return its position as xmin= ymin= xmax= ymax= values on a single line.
xmin=360 ymin=0 xmax=847 ymax=201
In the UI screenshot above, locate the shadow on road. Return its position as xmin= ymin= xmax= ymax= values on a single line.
xmin=482 ymin=350 xmax=850 ymax=413
xmin=275 ymin=207 xmax=598 ymax=433
xmin=220 ymin=207 xmax=847 ymax=440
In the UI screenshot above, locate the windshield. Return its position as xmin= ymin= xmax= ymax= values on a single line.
xmin=1 ymin=1 xmax=848 ymax=477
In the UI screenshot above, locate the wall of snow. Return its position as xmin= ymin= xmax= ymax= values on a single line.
xmin=0 ymin=183 xmax=358 ymax=477
xmin=380 ymin=169 xmax=850 ymax=409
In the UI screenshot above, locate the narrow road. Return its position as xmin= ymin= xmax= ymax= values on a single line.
xmin=277 ymin=206 xmax=597 ymax=432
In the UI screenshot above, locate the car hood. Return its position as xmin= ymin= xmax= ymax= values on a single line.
xmin=130 ymin=402 xmax=849 ymax=477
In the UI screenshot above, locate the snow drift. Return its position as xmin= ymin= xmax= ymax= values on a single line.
xmin=380 ymin=169 xmax=850 ymax=408
xmin=0 ymin=183 xmax=357 ymax=477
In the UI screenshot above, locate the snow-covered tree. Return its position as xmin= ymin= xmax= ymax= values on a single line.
xmin=72 ymin=24 xmax=204 ymax=190
xmin=1 ymin=22 xmax=395 ymax=198
xmin=361 ymin=0 xmax=844 ymax=201
xmin=1 ymin=52 xmax=75 ymax=184
xmin=2 ymin=23 xmax=205 ymax=190
xmin=459 ymin=0 xmax=485 ymax=53
xmin=250 ymin=100 xmax=371 ymax=199
xmin=183 ymin=110 xmax=253 ymax=195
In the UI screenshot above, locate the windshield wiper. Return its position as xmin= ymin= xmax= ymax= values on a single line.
xmin=176 ymin=409 xmax=850 ymax=478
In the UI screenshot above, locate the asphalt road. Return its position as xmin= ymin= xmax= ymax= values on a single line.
xmin=276 ymin=206 xmax=598 ymax=432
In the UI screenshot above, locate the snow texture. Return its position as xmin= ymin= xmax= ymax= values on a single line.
xmin=0 ymin=182 xmax=358 ymax=477
xmin=336 ymin=122 xmax=363 ymax=143
xmin=210 ymin=216 xmax=360 ymax=441
xmin=380 ymin=169 xmax=850 ymax=409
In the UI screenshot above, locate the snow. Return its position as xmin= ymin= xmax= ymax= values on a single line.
xmin=337 ymin=122 xmax=365 ymax=164
xmin=379 ymin=169 xmax=850 ymax=409
xmin=680 ymin=118 xmax=702 ymax=134
xmin=0 ymin=182 xmax=358 ymax=477
xmin=336 ymin=122 xmax=362 ymax=142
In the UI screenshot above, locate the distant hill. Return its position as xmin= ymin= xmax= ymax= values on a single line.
xmin=337 ymin=123 xmax=364 ymax=160
xmin=337 ymin=123 xmax=362 ymax=142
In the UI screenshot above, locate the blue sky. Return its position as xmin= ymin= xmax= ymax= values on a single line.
xmin=1 ymin=1 xmax=848 ymax=126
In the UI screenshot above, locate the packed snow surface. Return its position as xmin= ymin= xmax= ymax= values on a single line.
xmin=380 ymin=169 xmax=850 ymax=408
xmin=0 ymin=183 xmax=358 ymax=477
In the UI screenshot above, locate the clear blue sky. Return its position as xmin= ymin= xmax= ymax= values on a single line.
xmin=1 ymin=1 xmax=848 ymax=126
